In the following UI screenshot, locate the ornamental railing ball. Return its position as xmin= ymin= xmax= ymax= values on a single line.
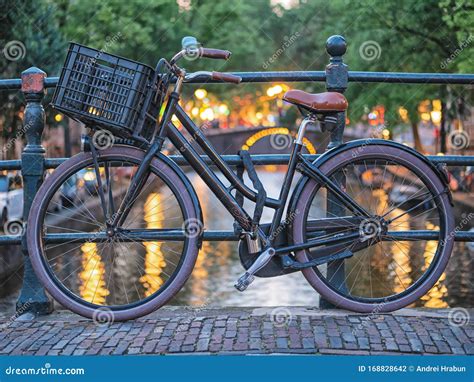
xmin=326 ymin=35 xmax=347 ymax=57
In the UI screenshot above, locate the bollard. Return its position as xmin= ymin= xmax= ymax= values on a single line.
xmin=16 ymin=67 xmax=53 ymax=316
xmin=320 ymin=36 xmax=349 ymax=309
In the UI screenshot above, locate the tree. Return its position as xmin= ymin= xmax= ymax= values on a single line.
xmin=0 ymin=0 xmax=65 ymax=158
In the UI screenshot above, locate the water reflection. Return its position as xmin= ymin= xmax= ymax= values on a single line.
xmin=141 ymin=192 xmax=165 ymax=296
xmin=0 ymin=170 xmax=472 ymax=312
xmin=79 ymin=242 xmax=109 ymax=304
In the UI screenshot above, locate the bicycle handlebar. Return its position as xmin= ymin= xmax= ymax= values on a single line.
xmin=200 ymin=48 xmax=232 ymax=60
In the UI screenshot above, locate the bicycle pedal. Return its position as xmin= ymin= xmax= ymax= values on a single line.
xmin=234 ymin=272 xmax=255 ymax=292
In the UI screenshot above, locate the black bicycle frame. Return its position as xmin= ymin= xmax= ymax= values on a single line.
xmin=113 ymin=89 xmax=367 ymax=256
xmin=156 ymin=93 xmax=364 ymax=253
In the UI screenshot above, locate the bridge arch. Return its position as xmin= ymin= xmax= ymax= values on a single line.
xmin=241 ymin=127 xmax=316 ymax=154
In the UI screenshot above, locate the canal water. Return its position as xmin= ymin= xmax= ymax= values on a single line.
xmin=0 ymin=169 xmax=472 ymax=315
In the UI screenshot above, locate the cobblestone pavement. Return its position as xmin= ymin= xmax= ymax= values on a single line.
xmin=0 ymin=307 xmax=472 ymax=355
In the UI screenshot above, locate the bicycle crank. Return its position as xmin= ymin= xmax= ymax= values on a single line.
xmin=235 ymin=247 xmax=276 ymax=291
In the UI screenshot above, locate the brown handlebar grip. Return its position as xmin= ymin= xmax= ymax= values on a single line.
xmin=211 ymin=72 xmax=242 ymax=84
xmin=200 ymin=48 xmax=232 ymax=60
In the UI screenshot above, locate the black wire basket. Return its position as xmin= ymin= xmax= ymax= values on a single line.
xmin=52 ymin=43 xmax=164 ymax=142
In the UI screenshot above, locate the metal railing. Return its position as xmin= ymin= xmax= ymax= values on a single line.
xmin=1 ymin=35 xmax=473 ymax=315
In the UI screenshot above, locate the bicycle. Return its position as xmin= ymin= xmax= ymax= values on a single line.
xmin=27 ymin=37 xmax=454 ymax=320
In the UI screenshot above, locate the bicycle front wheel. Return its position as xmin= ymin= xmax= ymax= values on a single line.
xmin=27 ymin=146 xmax=201 ymax=321
xmin=291 ymin=144 xmax=454 ymax=312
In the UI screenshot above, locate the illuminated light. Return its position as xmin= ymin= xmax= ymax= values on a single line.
xmin=241 ymin=127 xmax=316 ymax=155
xmin=218 ymin=104 xmax=229 ymax=115
xmin=398 ymin=106 xmax=409 ymax=122
xmin=171 ymin=115 xmax=180 ymax=125
xmin=302 ymin=138 xmax=317 ymax=154
xmin=421 ymin=112 xmax=431 ymax=122
xmin=266 ymin=84 xmax=285 ymax=97
xmin=200 ymin=108 xmax=214 ymax=121
xmin=430 ymin=110 xmax=442 ymax=124
xmin=432 ymin=99 xmax=442 ymax=111
xmin=54 ymin=114 xmax=63 ymax=122
xmin=83 ymin=171 xmax=95 ymax=181
xmin=88 ymin=106 xmax=99 ymax=115
xmin=436 ymin=152 xmax=445 ymax=156
xmin=256 ymin=112 xmax=263 ymax=119
xmin=191 ymin=107 xmax=199 ymax=117
xmin=382 ymin=129 xmax=390 ymax=139
xmin=194 ymin=89 xmax=207 ymax=100
xmin=273 ymin=85 xmax=283 ymax=94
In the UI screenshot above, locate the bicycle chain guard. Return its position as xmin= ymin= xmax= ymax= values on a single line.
xmin=238 ymin=223 xmax=297 ymax=278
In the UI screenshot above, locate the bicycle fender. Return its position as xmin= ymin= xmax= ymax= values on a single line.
xmin=287 ymin=138 xmax=450 ymax=221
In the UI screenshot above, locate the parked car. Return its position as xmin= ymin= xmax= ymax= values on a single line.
xmin=0 ymin=172 xmax=23 ymax=228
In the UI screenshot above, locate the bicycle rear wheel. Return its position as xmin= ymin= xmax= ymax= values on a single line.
xmin=291 ymin=144 xmax=454 ymax=312
xmin=27 ymin=146 xmax=201 ymax=321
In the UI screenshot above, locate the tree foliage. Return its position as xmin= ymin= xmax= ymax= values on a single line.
xmin=0 ymin=0 xmax=472 ymax=157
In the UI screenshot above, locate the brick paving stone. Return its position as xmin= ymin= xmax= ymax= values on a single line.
xmin=408 ymin=338 xmax=423 ymax=353
xmin=0 ymin=308 xmax=471 ymax=355
xmin=434 ymin=340 xmax=451 ymax=353
xmin=463 ymin=342 xmax=474 ymax=355
xmin=329 ymin=336 xmax=343 ymax=349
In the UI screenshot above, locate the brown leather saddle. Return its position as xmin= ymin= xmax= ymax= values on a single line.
xmin=283 ymin=89 xmax=348 ymax=112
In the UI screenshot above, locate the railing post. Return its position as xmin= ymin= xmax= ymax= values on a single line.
xmin=16 ymin=67 xmax=53 ymax=316
xmin=320 ymin=35 xmax=349 ymax=309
